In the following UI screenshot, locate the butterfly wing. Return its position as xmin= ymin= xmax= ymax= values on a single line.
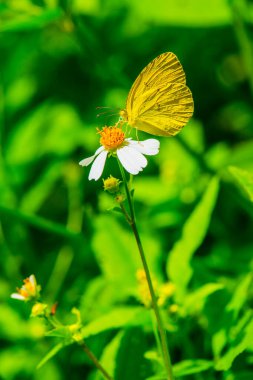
xmin=124 ymin=52 xmax=194 ymax=136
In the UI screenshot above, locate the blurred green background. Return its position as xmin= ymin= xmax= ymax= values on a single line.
xmin=1 ymin=0 xmax=253 ymax=379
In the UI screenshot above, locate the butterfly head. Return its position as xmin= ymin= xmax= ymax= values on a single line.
xmin=119 ymin=109 xmax=128 ymax=122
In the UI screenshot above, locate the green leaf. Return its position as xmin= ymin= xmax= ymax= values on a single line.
xmin=229 ymin=166 xmax=253 ymax=202
xmin=6 ymin=103 xmax=84 ymax=167
xmin=81 ymin=307 xmax=151 ymax=339
xmin=0 ymin=204 xmax=79 ymax=238
xmin=45 ymin=326 xmax=72 ymax=340
xmin=226 ymin=273 xmax=253 ymax=320
xmin=0 ymin=8 xmax=63 ymax=32
xmin=167 ymin=177 xmax=219 ymax=301
xmin=92 ymin=216 xmax=139 ymax=293
xmin=20 ymin=162 xmax=63 ymax=213
xmin=146 ymin=360 xmax=214 ymax=379
xmin=94 ymin=332 xmax=125 ymax=380
xmin=36 ymin=343 xmax=65 ymax=369
xmin=92 ymin=215 xmax=162 ymax=295
xmin=183 ymin=283 xmax=224 ymax=315
xmin=115 ymin=328 xmax=150 ymax=380
xmin=128 ymin=0 xmax=231 ymax=27
xmin=173 ymin=359 xmax=214 ymax=377
xmin=215 ymin=318 xmax=253 ymax=371
xmin=212 ymin=273 xmax=253 ymax=359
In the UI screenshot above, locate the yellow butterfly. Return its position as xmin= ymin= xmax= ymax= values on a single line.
xmin=120 ymin=52 xmax=194 ymax=137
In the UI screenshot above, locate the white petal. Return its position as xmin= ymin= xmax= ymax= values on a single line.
xmin=94 ymin=146 xmax=105 ymax=155
xmin=128 ymin=139 xmax=160 ymax=155
xmin=117 ymin=146 xmax=147 ymax=175
xmin=29 ymin=274 xmax=36 ymax=287
xmin=11 ymin=293 xmax=25 ymax=301
xmin=88 ymin=150 xmax=108 ymax=181
xmin=79 ymin=155 xmax=96 ymax=167
xmin=79 ymin=146 xmax=105 ymax=167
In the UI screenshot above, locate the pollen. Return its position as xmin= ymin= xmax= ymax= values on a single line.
xmin=99 ymin=126 xmax=125 ymax=150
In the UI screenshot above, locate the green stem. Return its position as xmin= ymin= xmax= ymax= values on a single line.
xmin=150 ymin=310 xmax=163 ymax=365
xmin=118 ymin=162 xmax=174 ymax=380
xmin=43 ymin=313 xmax=114 ymax=380
xmin=78 ymin=340 xmax=114 ymax=380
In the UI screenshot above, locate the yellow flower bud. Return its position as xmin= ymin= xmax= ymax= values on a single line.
xmin=31 ymin=302 xmax=48 ymax=317
xmin=103 ymin=175 xmax=121 ymax=194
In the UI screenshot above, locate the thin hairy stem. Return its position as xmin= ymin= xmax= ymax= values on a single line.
xmin=78 ymin=340 xmax=114 ymax=380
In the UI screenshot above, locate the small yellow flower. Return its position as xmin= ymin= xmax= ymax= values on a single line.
xmin=11 ymin=274 xmax=40 ymax=302
xmin=157 ymin=282 xmax=176 ymax=307
xmin=136 ymin=269 xmax=157 ymax=308
xmin=31 ymin=302 xmax=48 ymax=317
xmin=169 ymin=304 xmax=179 ymax=314
xmin=103 ymin=175 xmax=121 ymax=194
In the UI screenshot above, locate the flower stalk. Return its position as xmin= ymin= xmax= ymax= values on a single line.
xmin=118 ymin=161 xmax=174 ymax=380
xmin=11 ymin=276 xmax=114 ymax=380
xmin=77 ymin=339 xmax=114 ymax=380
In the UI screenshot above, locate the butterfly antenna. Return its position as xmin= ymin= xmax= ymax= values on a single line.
xmin=96 ymin=106 xmax=117 ymax=118
xmin=96 ymin=112 xmax=119 ymax=118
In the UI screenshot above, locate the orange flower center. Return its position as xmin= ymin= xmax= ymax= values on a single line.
xmin=19 ymin=288 xmax=29 ymax=298
xmin=99 ymin=126 xmax=125 ymax=150
xmin=17 ymin=277 xmax=36 ymax=298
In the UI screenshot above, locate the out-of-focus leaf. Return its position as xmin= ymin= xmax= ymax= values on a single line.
xmin=92 ymin=215 xmax=161 ymax=294
xmin=215 ymin=318 xmax=253 ymax=371
xmin=0 ymin=8 xmax=63 ymax=32
xmin=95 ymin=331 xmax=124 ymax=380
xmin=115 ymin=327 xmax=150 ymax=380
xmin=146 ymin=359 xmax=214 ymax=379
xmin=230 ymin=372 xmax=253 ymax=380
xmin=0 ymin=304 xmax=45 ymax=340
xmin=227 ymin=140 xmax=253 ymax=170
xmin=173 ymin=359 xmax=214 ymax=377
xmin=126 ymin=0 xmax=231 ymax=27
xmin=20 ymin=162 xmax=63 ymax=213
xmin=92 ymin=216 xmax=139 ymax=293
xmin=167 ymin=177 xmax=219 ymax=301
xmin=146 ymin=376 xmax=166 ymax=380
xmin=81 ymin=307 xmax=151 ymax=339
xmin=0 ymin=204 xmax=79 ymax=238
xmin=6 ymin=103 xmax=84 ymax=167
xmin=5 ymin=76 xmax=36 ymax=110
xmin=226 ymin=273 xmax=253 ymax=320
xmin=37 ymin=343 xmax=66 ymax=369
xmin=229 ymin=166 xmax=253 ymax=202
xmin=0 ymin=347 xmax=39 ymax=378
xmin=212 ymin=273 xmax=253 ymax=358
xmin=183 ymin=283 xmax=224 ymax=315
xmin=46 ymin=326 xmax=72 ymax=340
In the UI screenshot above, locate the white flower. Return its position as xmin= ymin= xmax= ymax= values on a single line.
xmin=79 ymin=126 xmax=160 ymax=181
xmin=11 ymin=274 xmax=39 ymax=301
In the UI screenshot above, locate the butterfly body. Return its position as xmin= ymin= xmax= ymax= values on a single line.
xmin=121 ymin=52 xmax=194 ymax=137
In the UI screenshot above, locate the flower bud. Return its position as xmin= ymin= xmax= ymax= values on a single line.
xmin=103 ymin=175 xmax=121 ymax=194
xmin=31 ymin=302 xmax=48 ymax=317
